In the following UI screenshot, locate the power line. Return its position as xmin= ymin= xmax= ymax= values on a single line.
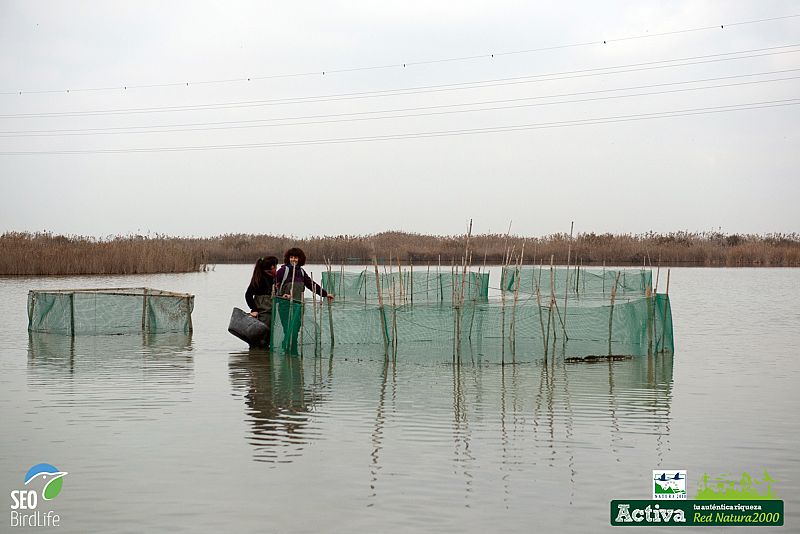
xmin=2 ymin=13 xmax=798 ymax=96
xmin=2 ymin=44 xmax=798 ymax=119
xmin=1 ymin=98 xmax=796 ymax=155
xmin=1 ymin=72 xmax=796 ymax=137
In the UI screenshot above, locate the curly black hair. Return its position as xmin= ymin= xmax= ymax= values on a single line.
xmin=284 ymin=247 xmax=306 ymax=266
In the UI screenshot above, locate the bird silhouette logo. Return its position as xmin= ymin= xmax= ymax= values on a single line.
xmin=24 ymin=463 xmax=68 ymax=500
xmin=655 ymin=472 xmax=685 ymax=481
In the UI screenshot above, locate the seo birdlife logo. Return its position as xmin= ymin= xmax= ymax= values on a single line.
xmin=9 ymin=463 xmax=68 ymax=528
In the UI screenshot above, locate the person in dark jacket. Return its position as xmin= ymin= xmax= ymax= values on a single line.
xmin=274 ymin=248 xmax=333 ymax=353
xmin=245 ymin=256 xmax=279 ymax=345
xmin=274 ymin=248 xmax=332 ymax=302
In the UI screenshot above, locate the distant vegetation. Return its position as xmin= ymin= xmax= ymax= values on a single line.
xmin=0 ymin=232 xmax=207 ymax=275
xmin=1 ymin=230 xmax=799 ymax=275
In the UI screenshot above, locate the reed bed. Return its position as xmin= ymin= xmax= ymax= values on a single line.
xmin=1 ymin=230 xmax=798 ymax=275
xmin=0 ymin=232 xmax=207 ymax=275
xmin=193 ymin=231 xmax=800 ymax=267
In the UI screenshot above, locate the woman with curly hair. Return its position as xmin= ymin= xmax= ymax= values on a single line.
xmin=274 ymin=247 xmax=333 ymax=352
xmin=274 ymin=247 xmax=332 ymax=302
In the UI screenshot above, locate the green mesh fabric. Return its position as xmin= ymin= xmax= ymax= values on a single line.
xmin=27 ymin=288 xmax=194 ymax=335
xmin=268 ymin=275 xmax=674 ymax=361
xmin=501 ymin=266 xmax=653 ymax=296
xmin=320 ymin=269 xmax=489 ymax=303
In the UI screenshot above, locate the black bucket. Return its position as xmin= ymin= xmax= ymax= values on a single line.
xmin=228 ymin=307 xmax=269 ymax=348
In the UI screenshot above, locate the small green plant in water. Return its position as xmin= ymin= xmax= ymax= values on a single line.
xmin=695 ymin=470 xmax=777 ymax=500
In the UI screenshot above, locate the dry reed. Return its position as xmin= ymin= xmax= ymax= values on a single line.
xmin=2 ymin=230 xmax=799 ymax=275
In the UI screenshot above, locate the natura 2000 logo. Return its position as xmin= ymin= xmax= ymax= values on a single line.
xmin=653 ymin=469 xmax=687 ymax=499
xmin=9 ymin=463 xmax=68 ymax=528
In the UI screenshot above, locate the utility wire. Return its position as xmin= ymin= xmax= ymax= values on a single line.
xmin=1 ymin=98 xmax=796 ymax=155
xmin=2 ymin=13 xmax=798 ymax=95
xmin=1 ymin=72 xmax=796 ymax=137
xmin=2 ymin=44 xmax=798 ymax=119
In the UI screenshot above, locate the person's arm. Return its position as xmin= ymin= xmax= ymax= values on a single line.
xmin=303 ymin=270 xmax=328 ymax=298
xmin=245 ymin=283 xmax=257 ymax=311
xmin=245 ymin=283 xmax=259 ymax=316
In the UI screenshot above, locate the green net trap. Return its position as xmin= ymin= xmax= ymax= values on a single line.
xmin=273 ymin=268 xmax=673 ymax=361
xmin=321 ymin=268 xmax=490 ymax=303
xmin=501 ymin=266 xmax=653 ymax=296
xmin=28 ymin=287 xmax=194 ymax=335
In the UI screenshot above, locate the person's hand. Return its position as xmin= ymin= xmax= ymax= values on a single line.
xmin=327 ymin=295 xmax=335 ymax=302
xmin=282 ymin=294 xmax=291 ymax=299
xmin=249 ymin=311 xmax=258 ymax=317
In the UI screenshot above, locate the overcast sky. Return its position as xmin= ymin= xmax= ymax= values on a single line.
xmin=0 ymin=1 xmax=797 ymax=238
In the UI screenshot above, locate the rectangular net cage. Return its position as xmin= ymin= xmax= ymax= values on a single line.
xmin=28 ymin=287 xmax=194 ymax=335
xmin=271 ymin=267 xmax=673 ymax=360
xmin=321 ymin=269 xmax=490 ymax=303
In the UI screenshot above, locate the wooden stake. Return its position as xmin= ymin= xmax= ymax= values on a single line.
xmin=312 ymin=271 xmax=319 ymax=348
xmin=410 ymin=259 xmax=414 ymax=306
xmin=373 ymin=257 xmax=389 ymax=352
xmin=511 ymin=244 xmax=524 ymax=357
xmin=326 ymin=261 xmax=335 ymax=346
xmin=534 ymin=257 xmax=547 ymax=357
xmin=608 ymin=271 xmax=621 ymax=356
xmin=562 ymin=222 xmax=573 ymax=342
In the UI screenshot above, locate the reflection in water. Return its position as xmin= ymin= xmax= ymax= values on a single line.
xmin=366 ymin=352 xmax=674 ymax=506
xmin=228 ymin=351 xmax=332 ymax=464
xmin=230 ymin=348 xmax=674 ymax=509
xmin=26 ymin=332 xmax=194 ymax=422
xmin=368 ymin=357 xmax=394 ymax=506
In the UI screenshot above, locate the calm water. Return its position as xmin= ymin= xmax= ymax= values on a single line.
xmin=1 ymin=266 xmax=798 ymax=533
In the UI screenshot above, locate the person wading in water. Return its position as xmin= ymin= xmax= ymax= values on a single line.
xmin=274 ymin=248 xmax=333 ymax=353
xmin=245 ymin=255 xmax=278 ymax=346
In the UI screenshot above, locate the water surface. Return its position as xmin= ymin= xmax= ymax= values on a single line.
xmin=1 ymin=266 xmax=797 ymax=532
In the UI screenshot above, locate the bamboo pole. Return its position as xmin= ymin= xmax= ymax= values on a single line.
xmin=299 ymin=294 xmax=305 ymax=357
xmin=438 ymin=254 xmax=443 ymax=302
xmin=312 ymin=271 xmax=319 ymax=349
xmin=69 ymin=293 xmax=75 ymax=337
xmin=456 ymin=220 xmax=473 ymax=359
xmin=608 ymin=271 xmax=621 ymax=356
xmin=602 ymin=260 xmax=606 ymax=295
xmin=544 ymin=255 xmax=554 ymax=354
xmin=646 ymin=283 xmax=654 ymax=356
xmin=373 ymin=257 xmax=389 ymax=353
xmin=397 ymin=256 xmax=405 ymax=305
xmin=659 ymin=269 xmax=671 ymax=353
xmin=426 ymin=262 xmax=430 ymax=302
xmin=410 ymin=259 xmax=414 ymax=306
xmin=581 ymin=258 xmax=585 ymax=293
xmin=141 ymin=288 xmax=148 ymax=333
xmin=562 ymin=222 xmax=573 ymax=342
xmin=390 ymin=274 xmax=398 ymax=350
xmin=483 ymin=229 xmax=489 ymax=272
xmin=511 ymin=244 xmax=524 ymax=356
xmin=500 ymin=246 xmax=510 ymax=365
xmin=289 ymin=263 xmax=296 ymax=302
xmin=654 ymin=256 xmax=661 ymax=295
xmin=460 ymin=219 xmax=473 ymax=308
xmin=326 ymin=260 xmax=335 ymax=346
xmin=534 ymin=258 xmax=547 ymax=357
xmin=450 ymin=257 xmax=455 ymax=303
xmin=340 ymin=262 xmax=345 ymax=303
xmin=467 ymin=250 xmax=477 ymax=341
